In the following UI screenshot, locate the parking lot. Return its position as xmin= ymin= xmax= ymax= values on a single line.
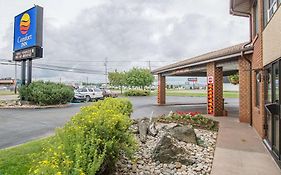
xmin=0 ymin=96 xmax=238 ymax=149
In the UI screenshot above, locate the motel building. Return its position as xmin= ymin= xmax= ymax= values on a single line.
xmin=152 ymin=0 xmax=281 ymax=167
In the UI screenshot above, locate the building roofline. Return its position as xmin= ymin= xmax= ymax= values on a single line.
xmin=229 ymin=0 xmax=252 ymax=17
xmin=152 ymin=42 xmax=253 ymax=75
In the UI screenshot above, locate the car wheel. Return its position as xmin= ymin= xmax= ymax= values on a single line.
xmin=86 ymin=96 xmax=91 ymax=102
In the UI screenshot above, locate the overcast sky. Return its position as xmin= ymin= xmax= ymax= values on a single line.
xmin=0 ymin=0 xmax=249 ymax=83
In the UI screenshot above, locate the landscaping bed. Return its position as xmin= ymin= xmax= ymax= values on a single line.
xmin=113 ymin=112 xmax=218 ymax=175
xmin=0 ymin=100 xmax=71 ymax=109
xmin=0 ymin=103 xmax=218 ymax=175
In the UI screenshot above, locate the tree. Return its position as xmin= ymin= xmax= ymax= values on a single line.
xmin=228 ymin=73 xmax=239 ymax=85
xmin=126 ymin=68 xmax=154 ymax=89
xmin=108 ymin=70 xmax=127 ymax=94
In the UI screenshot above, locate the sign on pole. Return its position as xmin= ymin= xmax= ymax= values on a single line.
xmin=207 ymin=76 xmax=214 ymax=114
xmin=13 ymin=5 xmax=43 ymax=61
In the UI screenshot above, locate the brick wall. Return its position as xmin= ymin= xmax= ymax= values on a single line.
xmin=239 ymin=55 xmax=252 ymax=123
xmin=157 ymin=75 xmax=166 ymax=105
xmin=250 ymin=0 xmax=265 ymax=138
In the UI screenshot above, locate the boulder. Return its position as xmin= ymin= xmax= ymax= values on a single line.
xmin=152 ymin=134 xmax=193 ymax=165
xmin=148 ymin=121 xmax=158 ymax=137
xmin=138 ymin=119 xmax=149 ymax=143
xmin=168 ymin=125 xmax=197 ymax=145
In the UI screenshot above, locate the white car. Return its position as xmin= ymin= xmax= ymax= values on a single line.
xmin=76 ymin=87 xmax=103 ymax=102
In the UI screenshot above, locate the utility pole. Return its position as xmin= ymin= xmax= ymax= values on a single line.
xmin=104 ymin=57 xmax=108 ymax=87
xmin=148 ymin=60 xmax=151 ymax=71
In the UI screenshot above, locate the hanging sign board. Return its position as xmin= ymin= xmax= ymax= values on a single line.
xmin=187 ymin=78 xmax=198 ymax=82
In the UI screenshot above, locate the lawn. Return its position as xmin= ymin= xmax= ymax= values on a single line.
xmin=150 ymin=89 xmax=239 ymax=98
xmin=0 ymin=91 xmax=15 ymax=96
xmin=0 ymin=137 xmax=51 ymax=175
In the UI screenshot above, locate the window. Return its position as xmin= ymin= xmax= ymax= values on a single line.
xmin=263 ymin=0 xmax=281 ymax=27
xmin=253 ymin=0 xmax=259 ymax=36
xmin=266 ymin=69 xmax=272 ymax=103
xmin=256 ymin=71 xmax=261 ymax=107
xmin=263 ymin=0 xmax=269 ymax=28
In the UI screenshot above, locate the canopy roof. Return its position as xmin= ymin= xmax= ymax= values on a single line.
xmin=152 ymin=42 xmax=253 ymax=75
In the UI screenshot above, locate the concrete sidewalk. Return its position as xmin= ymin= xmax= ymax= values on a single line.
xmin=211 ymin=117 xmax=281 ymax=175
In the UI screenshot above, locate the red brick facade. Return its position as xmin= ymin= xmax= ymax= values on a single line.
xmin=238 ymin=55 xmax=252 ymax=123
xmin=157 ymin=75 xmax=166 ymax=105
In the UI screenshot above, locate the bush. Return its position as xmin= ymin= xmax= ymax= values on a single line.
xmin=19 ymin=81 xmax=74 ymax=106
xmin=158 ymin=112 xmax=219 ymax=131
xmin=30 ymin=98 xmax=136 ymax=175
xmin=124 ymin=89 xmax=150 ymax=96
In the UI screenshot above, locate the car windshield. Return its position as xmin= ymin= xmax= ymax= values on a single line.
xmin=94 ymin=88 xmax=101 ymax=92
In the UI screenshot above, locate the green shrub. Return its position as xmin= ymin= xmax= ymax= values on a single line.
xmin=30 ymin=98 xmax=136 ymax=175
xmin=19 ymin=81 xmax=74 ymax=106
xmin=124 ymin=89 xmax=150 ymax=96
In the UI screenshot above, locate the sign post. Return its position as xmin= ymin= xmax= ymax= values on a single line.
xmin=13 ymin=5 xmax=43 ymax=86
xmin=207 ymin=76 xmax=214 ymax=115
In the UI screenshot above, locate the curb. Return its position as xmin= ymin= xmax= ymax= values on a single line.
xmin=0 ymin=103 xmax=71 ymax=109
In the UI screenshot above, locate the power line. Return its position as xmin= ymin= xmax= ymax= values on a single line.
xmin=0 ymin=61 xmax=104 ymax=75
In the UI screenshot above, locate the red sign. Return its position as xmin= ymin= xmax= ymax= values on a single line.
xmin=208 ymin=76 xmax=214 ymax=84
xmin=187 ymin=78 xmax=198 ymax=82
xmin=207 ymin=84 xmax=214 ymax=114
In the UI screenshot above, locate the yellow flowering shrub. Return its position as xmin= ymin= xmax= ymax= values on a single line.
xmin=30 ymin=98 xmax=136 ymax=175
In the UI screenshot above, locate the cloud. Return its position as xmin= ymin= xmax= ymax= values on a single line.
xmin=0 ymin=0 xmax=249 ymax=83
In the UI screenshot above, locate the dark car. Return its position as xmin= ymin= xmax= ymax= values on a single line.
xmin=102 ymin=89 xmax=118 ymax=98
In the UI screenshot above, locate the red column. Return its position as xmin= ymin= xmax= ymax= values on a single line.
xmin=207 ymin=62 xmax=224 ymax=116
xmin=158 ymin=74 xmax=166 ymax=105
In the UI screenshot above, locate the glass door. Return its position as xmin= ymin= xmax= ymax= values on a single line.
xmin=272 ymin=62 xmax=280 ymax=157
xmin=265 ymin=68 xmax=273 ymax=146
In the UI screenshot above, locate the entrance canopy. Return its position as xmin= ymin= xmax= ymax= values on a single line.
xmin=152 ymin=43 xmax=253 ymax=77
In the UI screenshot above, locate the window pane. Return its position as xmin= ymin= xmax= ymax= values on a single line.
xmin=273 ymin=63 xmax=279 ymax=102
xmin=256 ymin=71 xmax=260 ymax=106
xmin=267 ymin=69 xmax=272 ymax=103
xmin=263 ymin=0 xmax=268 ymax=27
xmin=254 ymin=1 xmax=259 ymax=35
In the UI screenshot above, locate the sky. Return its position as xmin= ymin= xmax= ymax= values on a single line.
xmin=0 ymin=0 xmax=249 ymax=83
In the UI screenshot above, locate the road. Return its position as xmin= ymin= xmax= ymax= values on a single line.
xmin=0 ymin=96 xmax=238 ymax=149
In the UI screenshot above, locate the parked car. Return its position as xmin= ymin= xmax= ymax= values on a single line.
xmin=90 ymin=88 xmax=104 ymax=100
xmin=72 ymin=91 xmax=86 ymax=103
xmin=102 ymin=89 xmax=118 ymax=98
xmin=76 ymin=87 xmax=103 ymax=102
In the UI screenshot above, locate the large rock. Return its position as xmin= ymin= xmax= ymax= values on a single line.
xmin=148 ymin=121 xmax=158 ymax=137
xmin=138 ymin=119 xmax=149 ymax=143
xmin=168 ymin=125 xmax=197 ymax=144
xmin=152 ymin=134 xmax=193 ymax=165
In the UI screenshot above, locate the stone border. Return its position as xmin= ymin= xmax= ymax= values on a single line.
xmin=0 ymin=103 xmax=71 ymax=109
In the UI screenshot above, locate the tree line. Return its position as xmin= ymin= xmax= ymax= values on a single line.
xmin=108 ymin=68 xmax=154 ymax=94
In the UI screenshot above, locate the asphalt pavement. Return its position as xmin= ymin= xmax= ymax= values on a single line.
xmin=0 ymin=96 xmax=238 ymax=149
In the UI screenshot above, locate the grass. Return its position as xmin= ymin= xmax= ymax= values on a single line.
xmin=150 ymin=89 xmax=239 ymax=98
xmin=0 ymin=91 xmax=15 ymax=96
xmin=0 ymin=137 xmax=52 ymax=175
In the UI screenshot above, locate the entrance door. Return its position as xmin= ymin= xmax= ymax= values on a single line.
xmin=272 ymin=62 xmax=280 ymax=156
xmin=265 ymin=61 xmax=280 ymax=160
xmin=265 ymin=68 xmax=273 ymax=146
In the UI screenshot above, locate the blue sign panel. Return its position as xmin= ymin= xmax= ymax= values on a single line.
xmin=13 ymin=6 xmax=43 ymax=51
